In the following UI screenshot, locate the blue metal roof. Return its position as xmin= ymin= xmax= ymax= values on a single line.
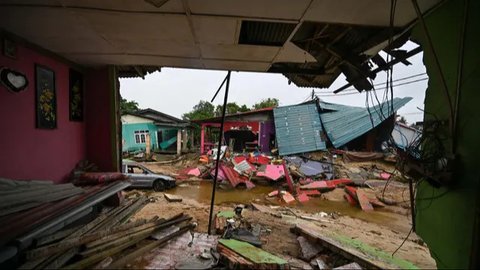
xmin=273 ymin=104 xmax=326 ymax=155
xmin=319 ymin=97 xmax=412 ymax=148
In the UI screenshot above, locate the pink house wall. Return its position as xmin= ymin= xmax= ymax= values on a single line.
xmin=85 ymin=68 xmax=115 ymax=172
xmin=0 ymin=42 xmax=114 ymax=182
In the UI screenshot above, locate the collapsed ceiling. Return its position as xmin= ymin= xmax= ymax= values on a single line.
xmin=0 ymin=0 xmax=441 ymax=89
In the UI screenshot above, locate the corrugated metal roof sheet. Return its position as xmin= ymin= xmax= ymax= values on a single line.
xmin=319 ymin=97 xmax=412 ymax=148
xmin=273 ymin=104 xmax=326 ymax=156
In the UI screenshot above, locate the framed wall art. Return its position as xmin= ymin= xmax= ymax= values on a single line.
xmin=35 ymin=64 xmax=57 ymax=129
xmin=2 ymin=38 xmax=17 ymax=59
xmin=69 ymin=69 xmax=83 ymax=121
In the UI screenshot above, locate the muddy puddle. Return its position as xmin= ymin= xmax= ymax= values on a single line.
xmin=168 ymin=181 xmax=411 ymax=232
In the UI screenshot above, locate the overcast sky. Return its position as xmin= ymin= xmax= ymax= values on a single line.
xmin=120 ymin=43 xmax=426 ymax=124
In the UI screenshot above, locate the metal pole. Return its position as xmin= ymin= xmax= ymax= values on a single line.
xmin=210 ymin=75 xmax=228 ymax=103
xmin=207 ymin=71 xmax=231 ymax=235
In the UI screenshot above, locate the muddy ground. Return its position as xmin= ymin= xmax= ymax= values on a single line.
xmin=127 ymin=155 xmax=436 ymax=269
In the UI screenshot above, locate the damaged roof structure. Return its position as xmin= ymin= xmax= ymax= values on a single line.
xmin=274 ymin=97 xmax=412 ymax=155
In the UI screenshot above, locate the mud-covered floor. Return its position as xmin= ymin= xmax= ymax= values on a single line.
xmin=129 ymin=185 xmax=436 ymax=269
xmin=124 ymin=154 xmax=437 ymax=269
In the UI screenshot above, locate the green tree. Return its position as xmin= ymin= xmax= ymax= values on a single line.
xmin=120 ymin=97 xmax=140 ymax=114
xmin=182 ymin=100 xmax=215 ymax=120
xmin=214 ymin=102 xmax=250 ymax=116
xmin=252 ymin=98 xmax=279 ymax=109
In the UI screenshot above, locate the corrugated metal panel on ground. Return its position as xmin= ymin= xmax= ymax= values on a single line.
xmin=274 ymin=104 xmax=326 ymax=156
xmin=319 ymin=97 xmax=412 ymax=148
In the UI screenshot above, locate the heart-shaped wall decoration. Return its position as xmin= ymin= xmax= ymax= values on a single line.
xmin=0 ymin=67 xmax=28 ymax=93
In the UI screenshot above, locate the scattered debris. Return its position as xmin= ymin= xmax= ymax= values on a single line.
xmin=256 ymin=164 xmax=285 ymax=181
xmin=297 ymin=236 xmax=322 ymax=260
xmin=296 ymin=193 xmax=310 ymax=203
xmin=281 ymin=191 xmax=296 ymax=204
xmin=164 ymin=193 xmax=183 ymax=202
xmin=292 ymin=223 xmax=419 ymax=269
xmin=187 ymin=167 xmax=201 ymax=176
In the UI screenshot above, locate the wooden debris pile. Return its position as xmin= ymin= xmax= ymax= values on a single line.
xmin=18 ymin=195 xmax=194 ymax=269
xmin=0 ymin=178 xmax=131 ymax=267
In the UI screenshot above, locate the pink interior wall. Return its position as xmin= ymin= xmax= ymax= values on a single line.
xmin=85 ymin=68 xmax=115 ymax=172
xmin=0 ymin=44 xmax=86 ymax=183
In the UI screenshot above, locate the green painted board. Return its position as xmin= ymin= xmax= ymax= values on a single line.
xmin=331 ymin=233 xmax=418 ymax=269
xmin=295 ymin=223 xmax=418 ymax=269
xmin=217 ymin=210 xmax=235 ymax=218
xmin=218 ymin=239 xmax=287 ymax=265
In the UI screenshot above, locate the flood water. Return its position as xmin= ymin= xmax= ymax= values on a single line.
xmin=169 ymin=181 xmax=411 ymax=232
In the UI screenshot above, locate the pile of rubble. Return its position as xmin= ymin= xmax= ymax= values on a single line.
xmin=173 ymin=149 xmax=409 ymax=212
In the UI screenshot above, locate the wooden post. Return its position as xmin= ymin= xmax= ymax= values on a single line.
xmin=200 ymin=124 xmax=205 ymax=154
xmin=145 ymin=133 xmax=151 ymax=156
xmin=190 ymin=129 xmax=194 ymax=151
xmin=181 ymin=129 xmax=188 ymax=153
xmin=176 ymin=129 xmax=181 ymax=155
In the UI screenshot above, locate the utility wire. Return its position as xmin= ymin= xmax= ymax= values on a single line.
xmin=315 ymin=73 xmax=427 ymax=94
xmin=315 ymin=77 xmax=428 ymax=97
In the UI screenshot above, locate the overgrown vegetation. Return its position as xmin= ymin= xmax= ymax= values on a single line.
xmin=182 ymin=98 xmax=280 ymax=120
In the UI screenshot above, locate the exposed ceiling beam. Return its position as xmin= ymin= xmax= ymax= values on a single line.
xmin=333 ymin=45 xmax=423 ymax=93
xmin=181 ymin=0 xmax=205 ymax=68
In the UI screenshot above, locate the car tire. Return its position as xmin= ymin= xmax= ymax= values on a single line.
xmin=153 ymin=180 xmax=165 ymax=192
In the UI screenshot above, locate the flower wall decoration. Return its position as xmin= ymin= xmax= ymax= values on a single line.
xmin=35 ymin=65 xmax=56 ymax=129
xmin=69 ymin=69 xmax=83 ymax=121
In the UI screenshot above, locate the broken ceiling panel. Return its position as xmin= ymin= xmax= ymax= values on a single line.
xmin=282 ymin=22 xmax=404 ymax=90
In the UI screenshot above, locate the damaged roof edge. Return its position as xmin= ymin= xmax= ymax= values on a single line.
xmin=320 ymin=97 xmax=412 ymax=148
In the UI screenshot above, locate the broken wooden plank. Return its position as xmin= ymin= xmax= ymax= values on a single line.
xmin=297 ymin=236 xmax=322 ymax=260
xmin=296 ymin=193 xmax=310 ymax=203
xmin=251 ymin=203 xmax=278 ymax=216
xmin=218 ymin=239 xmax=288 ymax=268
xmin=355 ymin=190 xmax=374 ymax=211
xmin=217 ymin=243 xmax=254 ymax=269
xmin=292 ymin=223 xmax=418 ymax=269
xmin=282 ymin=162 xmax=295 ymax=193
xmin=164 ymin=193 xmax=183 ymax=202
xmin=300 ymin=181 xmax=335 ymax=192
xmin=343 ymin=193 xmax=358 ymax=206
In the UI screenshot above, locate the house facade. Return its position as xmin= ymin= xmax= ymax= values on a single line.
xmin=195 ymin=108 xmax=275 ymax=154
xmin=122 ymin=109 xmax=192 ymax=154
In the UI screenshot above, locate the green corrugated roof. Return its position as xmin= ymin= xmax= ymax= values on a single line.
xmin=273 ymin=104 xmax=327 ymax=156
xmin=319 ymin=97 xmax=412 ymax=148
xmin=273 ymin=98 xmax=412 ymax=154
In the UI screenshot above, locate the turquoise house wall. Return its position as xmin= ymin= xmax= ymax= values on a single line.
xmin=412 ymin=0 xmax=480 ymax=268
xmin=122 ymin=123 xmax=159 ymax=152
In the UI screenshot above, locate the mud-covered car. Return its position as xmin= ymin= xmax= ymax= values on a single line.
xmin=122 ymin=161 xmax=175 ymax=191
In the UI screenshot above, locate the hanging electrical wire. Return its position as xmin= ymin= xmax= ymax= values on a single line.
xmin=315 ymin=77 xmax=428 ymax=97
xmin=314 ymin=72 xmax=427 ymax=94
